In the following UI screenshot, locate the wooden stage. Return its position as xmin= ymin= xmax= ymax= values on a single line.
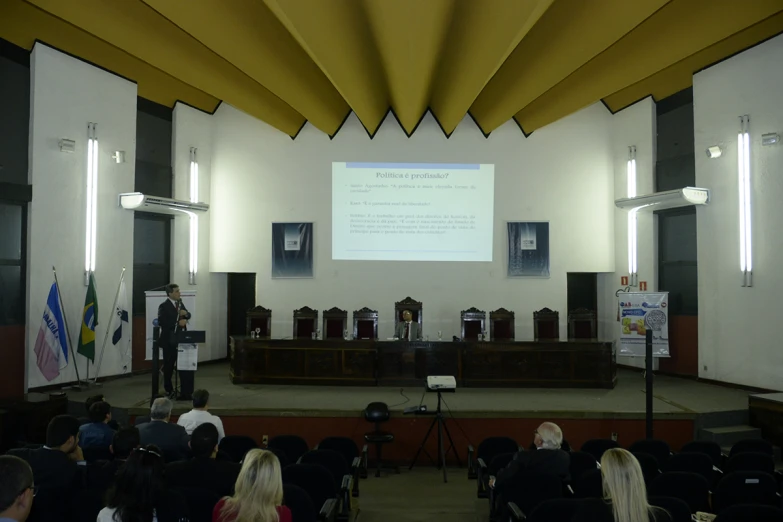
xmin=65 ymin=362 xmax=753 ymax=465
xmin=230 ymin=337 xmax=616 ymax=388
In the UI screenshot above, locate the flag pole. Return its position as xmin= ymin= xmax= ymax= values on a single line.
xmin=93 ymin=267 xmax=125 ymax=385
xmin=53 ymin=266 xmax=85 ymax=390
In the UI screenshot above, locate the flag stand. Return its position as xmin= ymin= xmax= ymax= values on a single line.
xmin=53 ymin=266 xmax=88 ymax=391
xmin=92 ymin=267 xmax=126 ymax=385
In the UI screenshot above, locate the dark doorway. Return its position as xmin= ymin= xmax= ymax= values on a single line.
xmin=567 ymin=273 xmax=597 ymax=313
xmin=228 ymin=273 xmax=256 ymax=347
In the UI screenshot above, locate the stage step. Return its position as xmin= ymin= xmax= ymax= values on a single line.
xmin=700 ymin=425 xmax=761 ymax=447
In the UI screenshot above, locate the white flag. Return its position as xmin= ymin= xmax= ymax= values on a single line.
xmin=111 ymin=280 xmax=130 ymax=358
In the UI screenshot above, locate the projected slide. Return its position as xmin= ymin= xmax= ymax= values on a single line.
xmin=332 ymin=162 xmax=495 ymax=261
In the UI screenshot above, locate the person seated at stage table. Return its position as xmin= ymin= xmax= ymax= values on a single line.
xmin=137 ymin=398 xmax=190 ymax=462
xmin=177 ymin=389 xmax=226 ymax=441
xmin=572 ymin=448 xmax=671 ymax=522
xmin=213 ymin=449 xmax=291 ymax=522
xmin=0 ymin=455 xmax=35 ymax=522
xmin=491 ymin=421 xmax=570 ymax=492
xmin=98 ymin=445 xmax=189 ymax=522
xmin=395 ymin=309 xmax=421 ymax=341
xmin=78 ymin=400 xmax=116 ymax=449
xmin=86 ymin=427 xmax=141 ymax=490
xmin=166 ymin=423 xmax=240 ymax=497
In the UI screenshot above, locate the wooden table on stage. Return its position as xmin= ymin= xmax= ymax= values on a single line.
xmin=229 ymin=338 xmax=617 ymax=389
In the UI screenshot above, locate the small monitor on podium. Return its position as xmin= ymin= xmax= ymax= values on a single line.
xmin=176 ymin=331 xmax=206 ymax=343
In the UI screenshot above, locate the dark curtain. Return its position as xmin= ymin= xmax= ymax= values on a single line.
xmin=272 ymin=223 xmax=313 ymax=278
xmin=507 ymin=222 xmax=550 ymax=277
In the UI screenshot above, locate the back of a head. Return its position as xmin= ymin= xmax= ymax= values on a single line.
xmin=538 ymin=422 xmax=563 ymax=449
xmin=107 ymin=445 xmax=165 ymax=521
xmin=601 ymin=448 xmax=663 ymax=522
xmin=150 ymin=398 xmax=173 ymax=420
xmin=192 ymin=389 xmax=209 ymax=409
xmin=46 ymin=414 xmax=81 ymax=448
xmin=112 ymin=427 xmax=141 ymax=459
xmin=0 ymin=455 xmax=33 ymax=515
xmin=85 ymin=394 xmax=105 ymax=414
xmin=223 ymin=449 xmax=282 ymax=522
xmin=88 ymin=401 xmax=112 ymax=423
xmin=190 ymin=423 xmax=218 ymax=458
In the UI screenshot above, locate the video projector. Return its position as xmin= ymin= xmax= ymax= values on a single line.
xmin=426 ymin=375 xmax=456 ymax=391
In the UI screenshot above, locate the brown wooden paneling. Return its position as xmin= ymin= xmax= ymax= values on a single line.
xmin=132 ymin=315 xmax=151 ymax=371
xmin=0 ymin=325 xmax=26 ymax=399
xmin=217 ymin=415 xmax=694 ymax=466
xmin=659 ymin=315 xmax=698 ymax=376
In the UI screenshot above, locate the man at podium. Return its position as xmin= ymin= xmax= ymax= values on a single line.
xmin=158 ymin=284 xmax=193 ymax=400
xmin=395 ymin=309 xmax=421 ymax=341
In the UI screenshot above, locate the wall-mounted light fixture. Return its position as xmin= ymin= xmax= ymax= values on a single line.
xmin=761 ymin=132 xmax=780 ymax=146
xmin=706 ymin=145 xmax=722 ymax=159
xmin=738 ymin=115 xmax=752 ymax=287
xmin=112 ymin=151 xmax=126 ymax=163
xmin=627 ymin=146 xmax=638 ymax=286
xmin=188 ymin=147 xmax=198 ymax=285
xmin=85 ymin=123 xmax=99 ymax=285
xmin=59 ymin=138 xmax=76 ymax=153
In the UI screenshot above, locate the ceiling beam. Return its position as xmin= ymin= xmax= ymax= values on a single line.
xmin=515 ymin=0 xmax=783 ymax=133
xmin=142 ymin=0 xmax=348 ymax=136
xmin=470 ymin=0 xmax=669 ymax=134
xmin=26 ymin=0 xmax=305 ymax=136
xmin=428 ymin=0 xmax=555 ymax=135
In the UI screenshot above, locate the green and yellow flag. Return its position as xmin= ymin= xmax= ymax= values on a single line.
xmin=77 ymin=273 xmax=99 ymax=362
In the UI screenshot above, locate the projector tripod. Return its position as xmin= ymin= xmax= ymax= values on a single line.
xmin=409 ymin=390 xmax=462 ymax=483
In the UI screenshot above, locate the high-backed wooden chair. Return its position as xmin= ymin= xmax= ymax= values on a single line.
xmin=568 ymin=308 xmax=597 ymax=339
xmin=246 ymin=306 xmax=271 ymax=338
xmin=534 ymin=307 xmax=559 ymax=341
xmin=322 ymin=307 xmax=348 ymax=339
xmin=489 ymin=308 xmax=515 ymax=341
xmin=460 ymin=307 xmax=486 ymax=341
xmin=293 ymin=306 xmax=318 ymax=339
xmin=394 ymin=296 xmax=422 ymax=329
xmin=353 ymin=307 xmax=378 ymax=340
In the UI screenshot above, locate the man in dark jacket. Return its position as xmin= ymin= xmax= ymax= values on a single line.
xmin=165 ymin=423 xmax=240 ymax=497
xmin=137 ymin=398 xmax=189 ymax=462
xmin=78 ymin=401 xmax=115 ymax=449
xmin=492 ymin=421 xmax=571 ymax=491
xmin=86 ymin=427 xmax=140 ymax=490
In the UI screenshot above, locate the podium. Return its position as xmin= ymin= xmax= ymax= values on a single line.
xmin=151 ymin=328 xmax=206 ymax=405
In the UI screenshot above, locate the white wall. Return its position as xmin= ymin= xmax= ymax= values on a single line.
xmin=597 ymin=97 xmax=658 ymax=370
xmin=27 ymin=44 xmax=136 ymax=389
xmin=171 ymin=102 xmax=227 ymax=361
xmin=210 ymin=103 xmax=615 ymax=339
xmin=694 ymin=35 xmax=783 ymax=390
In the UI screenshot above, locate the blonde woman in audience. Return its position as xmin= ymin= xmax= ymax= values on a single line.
xmin=213 ymin=449 xmax=291 ymax=522
xmin=573 ymin=448 xmax=670 ymax=522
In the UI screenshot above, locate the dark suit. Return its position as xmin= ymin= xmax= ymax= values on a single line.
xmin=495 ymin=448 xmax=571 ymax=491
xmin=137 ymin=421 xmax=190 ymax=463
xmin=158 ymin=298 xmax=192 ymax=397
xmin=166 ymin=456 xmax=241 ymax=497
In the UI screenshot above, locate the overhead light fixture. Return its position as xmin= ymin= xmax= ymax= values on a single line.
xmin=59 ymin=138 xmax=75 ymax=153
xmin=627 ymin=146 xmax=638 ymax=286
xmin=706 ymin=146 xmax=722 ymax=159
xmin=85 ymin=123 xmax=99 ymax=285
xmin=761 ymin=132 xmax=779 ymax=146
xmin=738 ymin=115 xmax=752 ymax=287
xmin=189 ymin=147 xmax=198 ymax=285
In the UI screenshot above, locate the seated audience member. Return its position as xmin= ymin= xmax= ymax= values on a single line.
xmin=80 ymin=394 xmax=120 ymax=430
xmin=87 ymin=427 xmax=141 ymax=490
xmin=79 ymin=400 xmax=116 ymax=449
xmin=9 ymin=414 xmax=86 ymax=489
xmin=572 ymin=448 xmax=671 ymax=522
xmin=0 ymin=455 xmax=35 ymax=522
xmin=99 ymin=445 xmax=188 ymax=522
xmin=213 ymin=449 xmax=291 ymax=522
xmin=177 ymin=389 xmax=226 ymax=440
xmin=492 ymin=421 xmax=570 ymax=491
xmin=166 ymin=423 xmax=240 ymax=497
xmin=137 ymin=398 xmax=190 ymax=462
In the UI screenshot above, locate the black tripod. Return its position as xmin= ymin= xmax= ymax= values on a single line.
xmin=409 ymin=390 xmax=462 ymax=483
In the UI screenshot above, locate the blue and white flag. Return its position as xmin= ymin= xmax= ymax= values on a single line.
xmin=34 ymin=282 xmax=69 ymax=381
xmin=111 ymin=279 xmax=130 ymax=357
